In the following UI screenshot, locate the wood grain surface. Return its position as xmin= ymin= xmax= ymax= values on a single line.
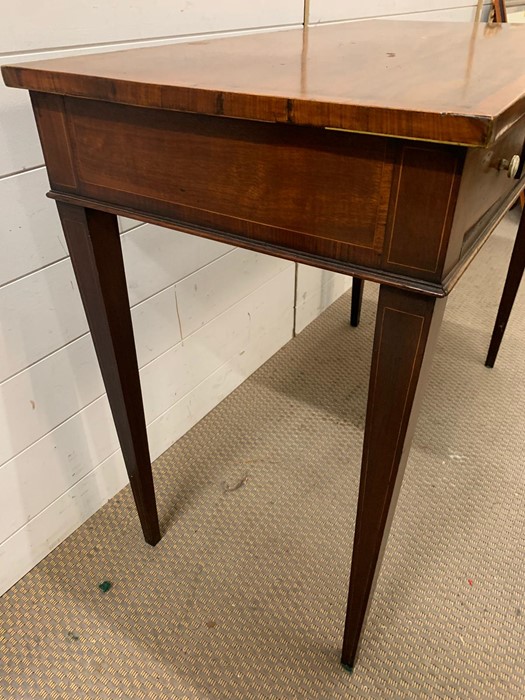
xmin=62 ymin=97 xmax=392 ymax=263
xmin=3 ymin=20 xmax=525 ymax=146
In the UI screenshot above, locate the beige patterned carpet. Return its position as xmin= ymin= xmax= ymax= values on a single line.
xmin=1 ymin=209 xmax=524 ymax=699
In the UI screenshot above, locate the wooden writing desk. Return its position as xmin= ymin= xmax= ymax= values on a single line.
xmin=3 ymin=20 xmax=525 ymax=670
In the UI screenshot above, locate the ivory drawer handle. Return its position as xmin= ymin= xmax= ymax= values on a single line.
xmin=498 ymin=154 xmax=520 ymax=178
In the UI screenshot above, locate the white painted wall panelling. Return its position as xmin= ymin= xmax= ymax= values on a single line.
xmin=0 ymin=224 xmax=232 ymax=381
xmin=122 ymin=225 xmax=232 ymax=308
xmin=0 ymin=265 xmax=294 ymax=594
xmin=0 ymin=169 xmax=65 ymax=287
xmin=0 ymin=451 xmax=128 ymax=596
xmin=141 ymin=263 xmax=294 ymax=423
xmin=0 ymin=335 xmax=103 ymax=468
xmin=308 ymin=0 xmax=490 ymax=23
xmin=0 ymin=0 xmax=304 ymax=55
xmin=0 ymin=267 xmax=293 ymax=555
xmin=176 ymin=247 xmax=291 ymax=337
xmin=294 ymin=266 xmax=353 ymax=335
xmin=145 ymin=269 xmax=294 ymax=459
xmin=395 ymin=5 xmax=492 ymax=21
xmin=0 ymin=247 xmax=291 ymax=464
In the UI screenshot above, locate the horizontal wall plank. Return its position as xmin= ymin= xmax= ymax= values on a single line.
xmin=147 ymin=280 xmax=294 ymax=459
xmin=396 ymin=5 xmax=492 ymax=20
xmin=0 ymin=242 xmax=293 ymax=464
xmin=0 ymin=267 xmax=294 ymax=562
xmin=122 ymin=224 xmax=233 ymax=308
xmin=0 ymin=258 xmax=86 ymax=381
xmin=0 ymin=86 xmax=43 ymax=177
xmin=295 ymin=266 xmax=352 ymax=334
xmin=0 ymin=1 xmax=303 ymax=55
xmin=132 ymin=286 xmax=182 ymax=368
xmin=118 ymin=216 xmax=143 ymax=233
xmin=0 ymin=224 xmax=230 ymax=381
xmin=176 ymin=248 xmax=292 ymax=337
xmin=0 ymin=396 xmax=116 ymax=543
xmin=0 ymin=335 xmax=103 ymax=466
xmin=0 ymin=164 xmax=231 ymax=289
xmin=142 ymin=266 xmax=294 ymax=423
xmin=309 ymin=1 xmax=490 ymax=24
xmin=0 ymin=450 xmax=128 ymax=596
xmin=295 ymin=264 xmax=351 ymax=303
xmin=0 ymin=168 xmax=65 ymax=287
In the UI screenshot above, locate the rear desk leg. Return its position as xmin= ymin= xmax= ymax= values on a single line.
xmin=350 ymin=277 xmax=364 ymax=328
xmin=485 ymin=203 xmax=525 ymax=368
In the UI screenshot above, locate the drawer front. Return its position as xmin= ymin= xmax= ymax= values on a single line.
xmin=59 ymin=97 xmax=398 ymax=268
xmin=451 ymin=114 xmax=525 ymax=260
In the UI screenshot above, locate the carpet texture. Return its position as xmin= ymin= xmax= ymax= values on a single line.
xmin=1 ymin=209 xmax=524 ymax=699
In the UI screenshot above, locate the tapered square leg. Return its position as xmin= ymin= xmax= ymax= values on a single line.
xmin=57 ymin=202 xmax=161 ymax=545
xmin=342 ymin=285 xmax=447 ymax=669
xmin=485 ymin=204 xmax=525 ymax=368
xmin=350 ymin=278 xmax=364 ymax=327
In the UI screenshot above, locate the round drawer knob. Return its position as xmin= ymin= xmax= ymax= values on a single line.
xmin=499 ymin=154 xmax=521 ymax=178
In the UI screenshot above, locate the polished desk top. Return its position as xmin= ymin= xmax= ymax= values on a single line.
xmin=3 ymin=20 xmax=525 ymax=146
xmin=2 ymin=21 xmax=525 ymax=299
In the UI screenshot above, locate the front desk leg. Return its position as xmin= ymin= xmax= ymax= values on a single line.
xmin=342 ymin=285 xmax=446 ymax=670
xmin=56 ymin=203 xmax=161 ymax=546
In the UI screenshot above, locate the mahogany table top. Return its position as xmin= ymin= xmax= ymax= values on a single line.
xmin=3 ymin=20 xmax=525 ymax=146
